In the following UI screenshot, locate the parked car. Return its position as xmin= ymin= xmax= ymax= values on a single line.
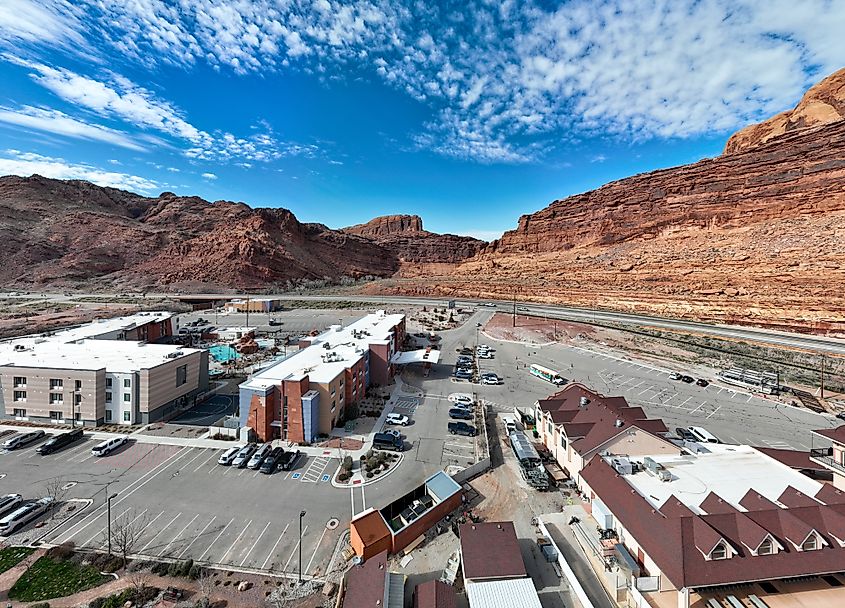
xmin=0 ymin=494 xmax=22 ymax=517
xmin=248 ymin=443 xmax=273 ymax=469
xmin=455 ymin=371 xmax=473 ymax=379
xmin=681 ymin=375 xmax=695 ymax=383
xmin=478 ymin=352 xmax=493 ymax=359
xmin=385 ymin=413 xmax=410 ymax=426
xmin=675 ymin=427 xmax=697 ymax=442
xmin=517 ymin=306 xmax=528 ymax=311
xmin=448 ymin=422 xmax=477 ymax=436
xmin=372 ymin=432 xmax=403 ymax=452
xmin=837 ymin=412 xmax=845 ymax=422
xmin=452 ymin=402 xmax=473 ymax=411
xmin=2 ymin=430 xmax=45 ymax=450
xmin=0 ymin=497 xmax=53 ymax=534
xmin=91 ymin=435 xmax=128 ymax=457
xmin=449 ymin=408 xmax=473 ymax=420
xmin=280 ymin=449 xmax=301 ymax=470
xmin=260 ymin=447 xmax=286 ymax=474
xmin=449 ymin=394 xmax=474 ymax=405
xmin=669 ymin=372 xmax=683 ymax=381
xmin=232 ymin=444 xmax=258 ymax=468
xmin=481 ymin=375 xmax=499 ymax=385
xmin=696 ymin=378 xmax=709 ymax=387
xmin=217 ymin=445 xmax=242 ymax=466
xmin=36 ymin=428 xmax=84 ymax=455
xmin=384 ymin=429 xmax=401 ymax=439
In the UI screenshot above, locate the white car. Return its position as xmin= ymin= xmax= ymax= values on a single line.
xmin=481 ymin=376 xmax=499 ymax=385
xmin=385 ymin=413 xmax=410 ymax=426
xmin=217 ymin=445 xmax=242 ymax=466
xmin=383 ymin=429 xmax=402 ymax=439
xmin=449 ymin=393 xmax=474 ymax=405
xmin=91 ymin=435 xmax=128 ymax=457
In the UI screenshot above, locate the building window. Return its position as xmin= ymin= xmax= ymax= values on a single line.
xmin=49 ymin=411 xmax=62 ymax=421
xmin=75 ymin=380 xmax=82 ymax=390
xmin=75 ymin=412 xmax=81 ymax=421
xmin=758 ymin=538 xmax=774 ymax=555
xmin=802 ymin=534 xmax=819 ymax=551
xmin=106 ymin=392 xmax=112 ymax=403
xmin=49 ymin=378 xmax=63 ymax=390
xmin=340 ymin=380 xmax=344 ymax=387
xmin=331 ymin=401 xmax=336 ymax=412
xmin=547 ymin=422 xmax=553 ymax=434
xmin=74 ymin=394 xmax=82 ymax=405
xmin=13 ymin=391 xmax=26 ymax=402
xmin=13 ymin=408 xmax=26 ymax=418
xmin=105 ymin=410 xmax=112 ymax=422
xmin=49 ymin=393 xmax=63 ymax=404
xmin=124 ymin=379 xmax=131 ymax=388
xmin=176 ymin=364 xmax=187 ymax=387
xmin=331 ymin=389 xmax=336 ymax=397
xmin=123 ymin=411 xmax=131 ymax=422
xmin=106 ymin=378 xmax=112 ymax=388
xmin=13 ymin=377 xmax=26 ymax=388
xmin=123 ymin=393 xmax=131 ymax=402
xmin=710 ymin=542 xmax=728 ymax=560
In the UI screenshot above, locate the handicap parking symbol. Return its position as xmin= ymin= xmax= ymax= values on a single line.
xmin=291 ymin=472 xmax=301 ymax=479
xmin=321 ymin=474 xmax=330 ymax=482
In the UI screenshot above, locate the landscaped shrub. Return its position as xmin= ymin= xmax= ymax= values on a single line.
xmin=29 ymin=603 xmax=50 ymax=608
xmin=151 ymin=561 xmax=169 ymax=575
xmin=188 ymin=563 xmax=206 ymax=580
xmin=180 ymin=558 xmax=194 ymax=577
xmin=167 ymin=561 xmax=181 ymax=577
xmin=101 ymin=556 xmax=123 ymax=573
xmin=337 ymin=471 xmax=351 ymax=482
xmin=45 ymin=542 xmax=75 ymax=561
xmin=366 ymin=472 xmax=373 ymax=478
xmin=342 ymin=456 xmax=353 ymax=471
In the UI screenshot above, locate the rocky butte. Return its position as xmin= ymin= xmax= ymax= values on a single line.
xmin=371 ymin=67 xmax=845 ymax=335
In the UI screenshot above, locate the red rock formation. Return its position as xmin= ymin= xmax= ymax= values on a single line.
xmin=343 ymin=214 xmax=484 ymax=265
xmin=724 ymin=67 xmax=845 ymax=154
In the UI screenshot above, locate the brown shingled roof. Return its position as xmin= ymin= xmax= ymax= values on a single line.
xmin=459 ymin=521 xmax=527 ymax=581
xmin=414 ymin=580 xmax=457 ymax=608
xmin=580 ymin=456 xmax=845 ymax=589
xmin=778 ymin=486 xmax=823 ymax=508
xmin=343 ymin=551 xmax=388 ymax=608
xmin=816 ymin=484 xmax=845 ymax=505
xmin=813 ymin=426 xmax=845 ymax=444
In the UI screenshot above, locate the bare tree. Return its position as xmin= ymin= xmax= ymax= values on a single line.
xmin=195 ymin=567 xmax=214 ymax=608
xmin=43 ymin=476 xmax=69 ymax=520
xmin=101 ymin=509 xmax=150 ymax=568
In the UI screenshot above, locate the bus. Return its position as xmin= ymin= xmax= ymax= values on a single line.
xmin=529 ymin=364 xmax=566 ymax=386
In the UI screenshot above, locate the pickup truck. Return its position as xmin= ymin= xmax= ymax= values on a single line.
xmin=448 ymin=422 xmax=477 ymax=436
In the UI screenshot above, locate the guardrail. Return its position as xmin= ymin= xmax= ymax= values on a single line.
xmin=810 ymin=448 xmax=845 ymax=475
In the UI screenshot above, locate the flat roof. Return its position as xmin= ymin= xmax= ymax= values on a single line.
xmin=390 ymin=349 xmax=441 ymax=365
xmin=0 ymin=339 xmax=202 ymax=373
xmin=0 ymin=311 xmax=172 ymax=347
xmin=619 ymin=445 xmax=823 ymax=512
xmin=240 ymin=311 xmax=403 ymax=388
xmin=465 ymin=579 xmax=542 ymax=608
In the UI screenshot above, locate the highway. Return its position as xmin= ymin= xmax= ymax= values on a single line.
xmin=8 ymin=291 xmax=845 ymax=355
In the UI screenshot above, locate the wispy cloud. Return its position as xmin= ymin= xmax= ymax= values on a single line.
xmin=201 ymin=172 xmax=217 ymax=180
xmin=3 ymin=1 xmax=845 ymax=164
xmin=0 ymin=149 xmax=158 ymax=191
xmin=0 ymin=105 xmax=146 ymax=151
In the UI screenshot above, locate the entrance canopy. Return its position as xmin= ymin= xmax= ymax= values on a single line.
xmin=391 ymin=349 xmax=441 ymax=365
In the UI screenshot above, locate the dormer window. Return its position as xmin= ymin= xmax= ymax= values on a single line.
xmin=802 ymin=533 xmax=819 ymax=551
xmin=709 ymin=542 xmax=729 ymax=560
xmin=757 ymin=538 xmax=774 ymax=555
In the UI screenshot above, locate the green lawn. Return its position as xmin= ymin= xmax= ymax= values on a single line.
xmin=0 ymin=546 xmax=35 ymax=574
xmin=8 ymin=556 xmax=109 ymax=602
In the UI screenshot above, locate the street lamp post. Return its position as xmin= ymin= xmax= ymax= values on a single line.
xmin=107 ymin=490 xmax=118 ymax=555
xmin=299 ymin=510 xmax=306 ymax=583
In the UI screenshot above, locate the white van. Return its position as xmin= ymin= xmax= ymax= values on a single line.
xmin=0 ymin=497 xmax=53 ymax=534
xmin=688 ymin=426 xmax=721 ymax=444
xmin=91 ymin=436 xmax=129 ymax=456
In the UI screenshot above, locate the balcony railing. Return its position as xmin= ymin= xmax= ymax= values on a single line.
xmin=810 ymin=448 xmax=845 ymax=475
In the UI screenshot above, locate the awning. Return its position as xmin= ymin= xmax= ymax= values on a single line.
xmin=614 ymin=543 xmax=640 ymax=576
xmin=390 ymin=349 xmax=442 ymax=365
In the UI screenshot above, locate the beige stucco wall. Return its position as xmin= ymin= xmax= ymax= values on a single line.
xmin=313 ymin=371 xmax=345 ymax=434
xmin=138 ymin=351 xmax=204 ymax=416
xmin=585 ymin=428 xmax=679 ymax=462
xmin=0 ymin=366 xmax=105 ymax=422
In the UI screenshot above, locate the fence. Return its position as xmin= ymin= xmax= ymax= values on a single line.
xmin=208 ymin=425 xmax=238 ymax=439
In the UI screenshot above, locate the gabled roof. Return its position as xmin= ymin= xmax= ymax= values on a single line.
xmin=755 ymin=447 xmax=828 ymax=472
xmin=660 ymin=495 xmax=697 ymax=518
xmin=414 ymin=580 xmax=457 ymax=608
xmin=580 ymin=456 xmax=845 ymax=589
xmin=816 ymin=484 xmax=845 ymax=505
xmin=460 ymin=522 xmax=527 ymax=581
xmin=813 ymin=426 xmax=845 ymax=445
xmin=778 ymin=486 xmax=822 ymax=508
xmin=536 ymin=384 xmax=671 ymax=455
xmin=343 ymin=550 xmax=388 ymax=608
xmin=739 ymin=490 xmax=780 ymax=512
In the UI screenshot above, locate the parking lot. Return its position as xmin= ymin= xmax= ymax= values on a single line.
xmin=0 ymin=435 xmax=343 ymax=577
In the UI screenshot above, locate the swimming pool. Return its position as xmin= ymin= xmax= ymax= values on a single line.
xmin=208 ymin=344 xmax=240 ymax=363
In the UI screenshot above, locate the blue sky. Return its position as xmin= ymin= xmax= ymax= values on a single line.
xmin=0 ymin=1 xmax=843 ymax=240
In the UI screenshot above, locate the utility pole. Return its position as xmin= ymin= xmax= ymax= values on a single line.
xmin=821 ymin=354 xmax=826 ymax=400
xmin=106 ymin=485 xmax=118 ymax=555
xmin=245 ymin=297 xmax=250 ymax=328
xmin=512 ymin=289 xmax=516 ymax=328
xmin=299 ymin=510 xmax=306 ymax=583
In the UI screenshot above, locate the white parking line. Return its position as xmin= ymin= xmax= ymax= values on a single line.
xmin=240 ymin=521 xmax=272 ymax=567
xmin=746 ymin=394 xmax=754 ymax=403
xmin=305 ymin=526 xmax=328 ymax=575
xmin=160 ymin=513 xmax=200 ymax=557
xmin=80 ymin=506 xmax=131 ymax=548
xmin=199 ymin=517 xmax=234 ymax=562
xmin=140 ymin=512 xmax=182 ymax=553
xmin=178 ymin=515 xmax=216 ymax=559
xmin=261 ymin=523 xmax=289 ymax=570
xmin=628 ymin=380 xmax=645 ymax=390
xmin=220 ymin=520 xmax=252 ymax=565
xmin=284 ymin=525 xmax=308 ymax=571
xmin=706 ymin=405 xmax=722 ymax=419
xmin=193 ymin=450 xmax=219 ymax=472
xmin=637 ymin=385 xmax=655 ymax=396
xmin=676 ymin=397 xmax=693 ymax=409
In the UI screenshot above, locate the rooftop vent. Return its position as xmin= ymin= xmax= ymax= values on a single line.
xmin=615 ymin=419 xmax=624 ymax=427
xmin=580 ymin=396 xmax=590 ymax=408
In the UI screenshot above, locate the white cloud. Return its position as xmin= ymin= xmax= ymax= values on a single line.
xmin=0 ymin=150 xmax=158 ymax=191
xmin=590 ymin=154 xmax=607 ymax=163
xmin=0 ymin=0 xmax=87 ymax=50
xmin=0 ymin=105 xmax=146 ymax=151
xmin=201 ymin=172 xmax=217 ymax=180
xmin=5 ymin=1 xmax=845 ymax=163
